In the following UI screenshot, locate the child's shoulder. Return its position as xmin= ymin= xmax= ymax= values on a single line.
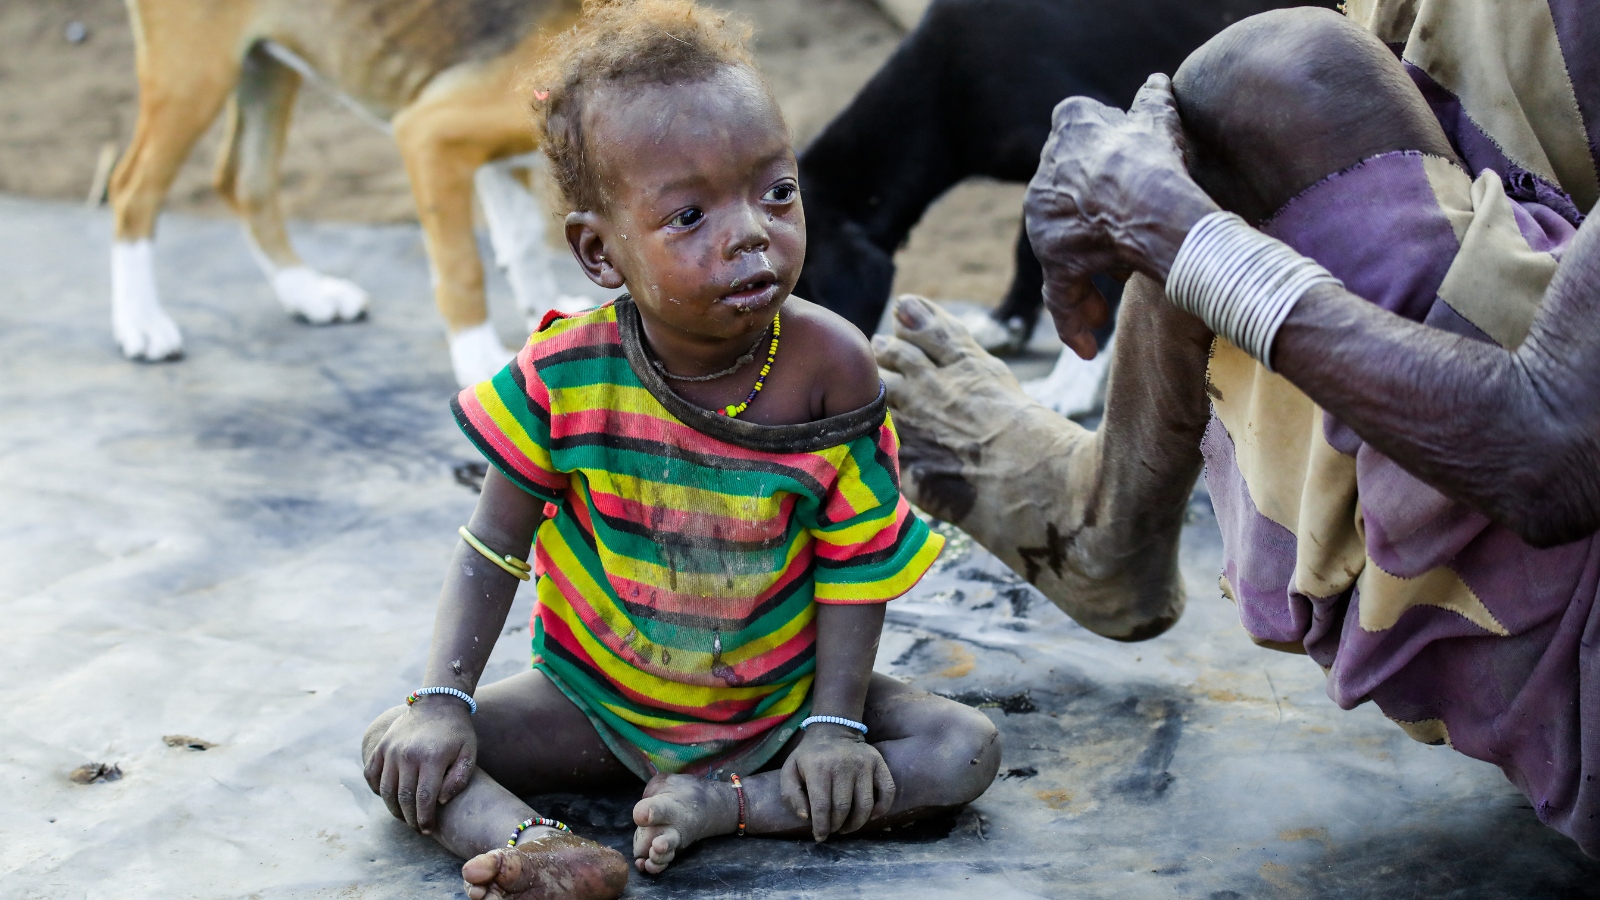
xmin=525 ymin=301 xmax=622 ymax=355
xmin=781 ymin=296 xmax=882 ymax=419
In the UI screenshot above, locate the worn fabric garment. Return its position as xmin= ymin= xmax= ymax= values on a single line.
xmin=452 ymin=298 xmax=942 ymax=780
xmin=1203 ymin=0 xmax=1600 ymax=852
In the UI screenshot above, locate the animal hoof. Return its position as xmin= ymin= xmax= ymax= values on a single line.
xmin=450 ymin=321 xmax=518 ymax=387
xmin=1022 ymin=336 xmax=1114 ymax=419
xmin=272 ymin=267 xmax=370 ymax=324
xmin=953 ymin=309 xmax=1028 ymax=356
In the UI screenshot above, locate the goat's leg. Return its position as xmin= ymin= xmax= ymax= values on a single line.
xmin=474 ymin=155 xmax=596 ymax=330
xmin=393 ymin=77 xmax=536 ymax=386
xmin=108 ymin=4 xmax=247 ymax=360
xmin=216 ymin=45 xmax=368 ymax=324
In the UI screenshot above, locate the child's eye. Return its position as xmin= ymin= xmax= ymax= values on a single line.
xmin=668 ymin=208 xmax=704 ymax=228
xmin=763 ymin=183 xmax=797 ymax=204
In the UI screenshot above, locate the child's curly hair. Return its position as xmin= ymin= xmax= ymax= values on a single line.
xmin=529 ymin=0 xmax=764 ymax=213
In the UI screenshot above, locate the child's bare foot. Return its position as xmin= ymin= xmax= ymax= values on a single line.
xmin=631 ymin=773 xmax=739 ymax=874
xmin=461 ymin=831 xmax=628 ymax=900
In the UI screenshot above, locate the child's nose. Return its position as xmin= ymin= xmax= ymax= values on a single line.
xmin=724 ymin=203 xmax=770 ymax=258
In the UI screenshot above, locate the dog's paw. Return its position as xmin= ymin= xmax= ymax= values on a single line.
xmin=111 ymin=240 xmax=184 ymax=361
xmin=450 ymin=321 xmax=518 ymax=388
xmin=272 ymin=267 xmax=370 ymax=324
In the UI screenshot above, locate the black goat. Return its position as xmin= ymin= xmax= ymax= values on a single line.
xmin=795 ymin=0 xmax=1336 ymax=344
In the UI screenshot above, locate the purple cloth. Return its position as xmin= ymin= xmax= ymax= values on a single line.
xmin=1201 ymin=151 xmax=1600 ymax=851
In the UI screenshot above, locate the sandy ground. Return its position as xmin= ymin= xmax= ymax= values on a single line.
xmin=5 ymin=194 xmax=1600 ymax=897
xmin=0 ymin=0 xmax=1025 ymax=307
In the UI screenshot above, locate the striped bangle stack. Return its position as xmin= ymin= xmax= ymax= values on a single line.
xmin=1165 ymin=211 xmax=1343 ymax=371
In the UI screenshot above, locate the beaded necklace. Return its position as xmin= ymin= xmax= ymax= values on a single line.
xmin=719 ymin=312 xmax=780 ymax=418
xmin=649 ymin=319 xmax=770 ymax=383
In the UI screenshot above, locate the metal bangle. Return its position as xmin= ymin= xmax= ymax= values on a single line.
xmin=459 ymin=525 xmax=531 ymax=581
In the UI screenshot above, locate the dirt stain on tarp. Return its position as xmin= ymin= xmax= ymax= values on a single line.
xmin=939 ymin=641 xmax=976 ymax=678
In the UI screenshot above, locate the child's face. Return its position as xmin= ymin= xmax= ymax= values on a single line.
xmin=567 ymin=67 xmax=804 ymax=343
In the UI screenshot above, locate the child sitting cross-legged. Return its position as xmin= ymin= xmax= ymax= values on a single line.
xmin=361 ymin=2 xmax=1002 ymax=896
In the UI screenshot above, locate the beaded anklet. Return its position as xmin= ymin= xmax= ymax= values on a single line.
xmin=730 ymin=773 xmax=747 ymax=836
xmin=508 ymin=816 xmax=572 ymax=848
xmin=459 ymin=525 xmax=531 ymax=581
xmin=719 ymin=312 xmax=780 ymax=418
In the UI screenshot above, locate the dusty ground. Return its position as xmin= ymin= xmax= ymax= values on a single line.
xmin=0 ymin=0 xmax=1024 ymax=306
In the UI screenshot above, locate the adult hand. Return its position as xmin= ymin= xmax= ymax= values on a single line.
xmin=1024 ymin=73 xmax=1218 ymax=358
xmin=364 ymin=698 xmax=478 ymax=835
xmin=780 ymin=725 xmax=895 ymax=841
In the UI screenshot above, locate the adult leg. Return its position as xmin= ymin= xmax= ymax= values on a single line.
xmin=362 ymin=669 xmax=633 ymax=899
xmin=214 ymin=45 xmax=369 ymax=324
xmin=630 ymin=673 xmax=1001 ymax=872
xmin=877 ymin=278 xmax=1211 ymax=640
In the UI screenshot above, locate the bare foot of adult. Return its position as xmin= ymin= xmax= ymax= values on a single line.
xmin=874 ymin=289 xmax=1205 ymax=641
xmin=460 ymin=831 xmax=628 ymax=900
xmin=631 ymin=773 xmax=739 ymax=874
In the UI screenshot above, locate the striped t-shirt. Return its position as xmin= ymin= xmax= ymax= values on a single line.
xmin=451 ymin=298 xmax=942 ymax=779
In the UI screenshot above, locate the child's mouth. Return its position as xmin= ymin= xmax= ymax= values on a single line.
xmin=719 ymin=278 xmax=779 ymax=312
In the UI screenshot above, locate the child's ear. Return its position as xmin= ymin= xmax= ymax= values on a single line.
xmin=566 ymin=212 xmax=625 ymax=290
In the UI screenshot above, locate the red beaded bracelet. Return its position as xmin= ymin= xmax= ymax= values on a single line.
xmin=730 ymin=773 xmax=747 ymax=837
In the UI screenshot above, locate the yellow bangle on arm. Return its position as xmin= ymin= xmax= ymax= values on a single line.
xmin=458 ymin=525 xmax=532 ymax=581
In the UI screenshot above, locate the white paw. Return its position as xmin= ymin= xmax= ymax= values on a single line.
xmin=1023 ymin=335 xmax=1114 ymax=418
xmin=449 ymin=321 xmax=517 ymax=388
xmin=111 ymin=239 xmax=184 ymax=361
xmin=954 ymin=309 xmax=1027 ymax=354
xmin=271 ymin=267 xmax=370 ymax=324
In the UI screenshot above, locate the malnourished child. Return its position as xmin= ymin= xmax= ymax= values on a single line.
xmin=360 ymin=2 xmax=1002 ymax=896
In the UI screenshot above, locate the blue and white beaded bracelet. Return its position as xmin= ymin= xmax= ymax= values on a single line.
xmin=800 ymin=714 xmax=867 ymax=735
xmin=406 ymin=686 xmax=477 ymax=715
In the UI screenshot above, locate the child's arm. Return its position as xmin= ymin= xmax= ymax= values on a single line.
xmin=780 ymin=602 xmax=897 ymax=841
xmin=363 ymin=466 xmax=546 ymax=836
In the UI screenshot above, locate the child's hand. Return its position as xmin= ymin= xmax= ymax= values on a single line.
xmin=364 ymin=698 xmax=478 ymax=836
xmin=779 ymin=724 xmax=896 ymax=841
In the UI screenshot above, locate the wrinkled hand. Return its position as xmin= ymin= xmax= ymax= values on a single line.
xmin=781 ymin=725 xmax=895 ymax=842
xmin=364 ymin=699 xmax=478 ymax=835
xmin=1024 ymin=73 xmax=1218 ymax=358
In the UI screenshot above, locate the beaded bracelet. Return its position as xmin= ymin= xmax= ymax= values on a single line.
xmin=508 ymin=815 xmax=571 ymax=848
xmin=459 ymin=525 xmax=532 ymax=581
xmin=730 ymin=773 xmax=747 ymax=837
xmin=406 ymin=686 xmax=477 ymax=715
xmin=800 ymin=714 xmax=868 ymax=735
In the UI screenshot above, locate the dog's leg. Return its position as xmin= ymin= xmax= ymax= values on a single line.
xmin=216 ymin=45 xmax=368 ymax=324
xmin=108 ymin=4 xmax=247 ymax=360
xmin=394 ymin=77 xmax=536 ymax=387
xmin=474 ymin=155 xmax=596 ymax=330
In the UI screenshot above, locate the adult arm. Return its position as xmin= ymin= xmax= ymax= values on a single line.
xmin=1026 ymin=75 xmax=1600 ymax=548
xmin=1271 ymin=220 xmax=1600 ymax=547
xmin=363 ymin=466 xmax=546 ymax=833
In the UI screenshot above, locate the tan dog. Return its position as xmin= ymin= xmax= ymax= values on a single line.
xmin=110 ymin=0 xmax=593 ymax=385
